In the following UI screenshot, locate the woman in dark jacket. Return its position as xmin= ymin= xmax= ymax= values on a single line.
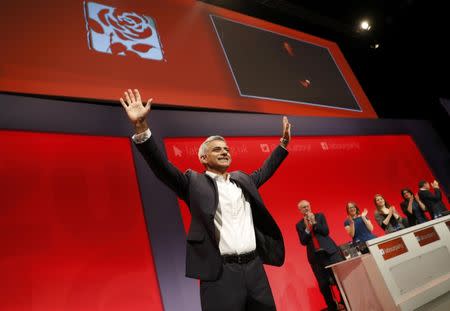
xmin=373 ymin=194 xmax=407 ymax=234
xmin=400 ymin=188 xmax=428 ymax=226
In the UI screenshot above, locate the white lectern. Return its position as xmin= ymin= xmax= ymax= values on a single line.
xmin=328 ymin=215 xmax=450 ymax=311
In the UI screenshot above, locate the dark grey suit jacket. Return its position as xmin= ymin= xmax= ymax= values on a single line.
xmin=136 ymin=136 xmax=288 ymax=281
xmin=418 ymin=188 xmax=448 ymax=218
xmin=296 ymin=213 xmax=339 ymax=264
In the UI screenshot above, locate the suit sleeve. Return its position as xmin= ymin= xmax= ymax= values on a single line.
xmin=135 ymin=135 xmax=189 ymax=201
xmin=296 ymin=221 xmax=311 ymax=246
xmin=313 ymin=213 xmax=330 ymax=236
xmin=421 ymin=189 xmax=442 ymax=202
xmin=250 ymin=145 xmax=288 ymax=188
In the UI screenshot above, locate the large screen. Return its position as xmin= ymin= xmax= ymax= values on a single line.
xmin=0 ymin=130 xmax=164 ymax=311
xmin=0 ymin=0 xmax=376 ymax=118
xmin=164 ymin=134 xmax=448 ymax=310
xmin=210 ymin=15 xmax=361 ymax=111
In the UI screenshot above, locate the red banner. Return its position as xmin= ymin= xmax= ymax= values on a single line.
xmin=378 ymin=238 xmax=408 ymax=260
xmin=414 ymin=227 xmax=440 ymax=246
xmin=0 ymin=0 xmax=376 ymax=118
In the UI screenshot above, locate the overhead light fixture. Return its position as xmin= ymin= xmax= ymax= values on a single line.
xmin=370 ymin=43 xmax=380 ymax=49
xmin=359 ymin=20 xmax=371 ymax=31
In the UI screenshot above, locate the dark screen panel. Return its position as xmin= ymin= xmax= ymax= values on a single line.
xmin=211 ymin=15 xmax=360 ymax=111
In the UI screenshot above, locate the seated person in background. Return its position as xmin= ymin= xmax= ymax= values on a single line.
xmin=400 ymin=188 xmax=428 ymax=226
xmin=418 ymin=180 xmax=449 ymax=219
xmin=344 ymin=202 xmax=376 ymax=247
xmin=374 ymin=194 xmax=407 ymax=234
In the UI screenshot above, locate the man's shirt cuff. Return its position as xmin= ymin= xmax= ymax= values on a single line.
xmin=132 ymin=128 xmax=152 ymax=144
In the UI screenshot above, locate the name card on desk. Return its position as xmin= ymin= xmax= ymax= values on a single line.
xmin=414 ymin=227 xmax=440 ymax=246
xmin=378 ymin=238 xmax=408 ymax=260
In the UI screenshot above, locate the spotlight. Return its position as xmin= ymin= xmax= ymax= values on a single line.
xmin=359 ymin=20 xmax=371 ymax=31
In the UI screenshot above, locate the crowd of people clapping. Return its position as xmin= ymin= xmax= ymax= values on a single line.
xmin=343 ymin=179 xmax=449 ymax=246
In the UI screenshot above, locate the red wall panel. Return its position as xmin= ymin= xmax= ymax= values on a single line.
xmin=0 ymin=131 xmax=163 ymax=311
xmin=164 ymin=134 xmax=448 ymax=310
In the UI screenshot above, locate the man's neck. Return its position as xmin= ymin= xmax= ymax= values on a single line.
xmin=206 ymin=169 xmax=228 ymax=178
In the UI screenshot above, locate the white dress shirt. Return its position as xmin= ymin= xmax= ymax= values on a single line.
xmin=205 ymin=171 xmax=256 ymax=255
xmin=133 ymin=129 xmax=256 ymax=255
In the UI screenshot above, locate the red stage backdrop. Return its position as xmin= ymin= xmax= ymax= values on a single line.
xmin=164 ymin=134 xmax=448 ymax=310
xmin=0 ymin=0 xmax=376 ymax=118
xmin=0 ymin=131 xmax=163 ymax=311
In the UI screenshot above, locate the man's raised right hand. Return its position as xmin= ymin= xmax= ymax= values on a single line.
xmin=120 ymin=89 xmax=152 ymax=134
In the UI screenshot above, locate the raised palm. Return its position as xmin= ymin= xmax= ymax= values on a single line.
xmin=282 ymin=116 xmax=291 ymax=141
xmin=120 ymin=89 xmax=152 ymax=124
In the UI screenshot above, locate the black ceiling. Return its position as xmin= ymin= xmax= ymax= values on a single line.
xmin=201 ymin=0 xmax=450 ymax=120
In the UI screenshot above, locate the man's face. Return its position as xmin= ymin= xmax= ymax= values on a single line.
xmin=423 ymin=182 xmax=430 ymax=190
xmin=200 ymin=140 xmax=232 ymax=172
xmin=298 ymin=201 xmax=311 ymax=216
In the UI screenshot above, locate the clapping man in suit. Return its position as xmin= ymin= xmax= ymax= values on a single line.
xmin=120 ymin=89 xmax=291 ymax=311
xmin=296 ymin=200 xmax=343 ymax=311
xmin=418 ymin=180 xmax=449 ymax=219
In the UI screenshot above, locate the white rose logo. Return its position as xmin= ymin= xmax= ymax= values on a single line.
xmin=84 ymin=1 xmax=164 ymax=60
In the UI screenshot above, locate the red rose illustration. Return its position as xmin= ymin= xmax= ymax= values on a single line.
xmin=92 ymin=7 xmax=154 ymax=57
xmin=98 ymin=8 xmax=152 ymax=41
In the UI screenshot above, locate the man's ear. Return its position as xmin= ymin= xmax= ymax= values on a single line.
xmin=200 ymin=154 xmax=207 ymax=164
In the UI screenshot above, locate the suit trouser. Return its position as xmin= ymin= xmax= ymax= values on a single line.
xmin=200 ymin=256 xmax=276 ymax=311
xmin=310 ymin=250 xmax=343 ymax=311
